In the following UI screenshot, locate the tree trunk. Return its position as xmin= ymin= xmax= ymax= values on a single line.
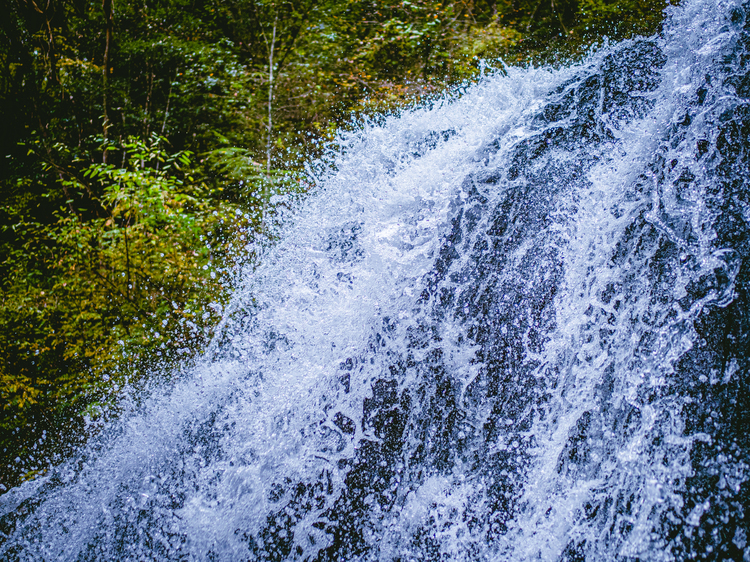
xmin=102 ymin=0 xmax=114 ymax=163
xmin=266 ymin=14 xmax=277 ymax=177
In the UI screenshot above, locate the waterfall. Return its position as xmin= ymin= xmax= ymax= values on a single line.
xmin=2 ymin=0 xmax=749 ymax=560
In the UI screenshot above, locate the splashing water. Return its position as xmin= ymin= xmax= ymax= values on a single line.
xmin=2 ymin=0 xmax=749 ymax=560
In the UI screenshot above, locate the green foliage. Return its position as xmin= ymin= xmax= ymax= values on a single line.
xmin=0 ymin=135 xmax=248 ymax=484
xmin=577 ymin=0 xmax=673 ymax=40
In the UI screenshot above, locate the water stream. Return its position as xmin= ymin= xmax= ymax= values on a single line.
xmin=1 ymin=0 xmax=749 ymax=559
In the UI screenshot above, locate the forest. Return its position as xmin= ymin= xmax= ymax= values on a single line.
xmin=1 ymin=0 xmax=671 ymax=490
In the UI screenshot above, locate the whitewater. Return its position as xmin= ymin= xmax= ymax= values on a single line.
xmin=1 ymin=0 xmax=749 ymax=560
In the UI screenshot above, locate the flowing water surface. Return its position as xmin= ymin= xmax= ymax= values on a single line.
xmin=2 ymin=0 xmax=750 ymax=560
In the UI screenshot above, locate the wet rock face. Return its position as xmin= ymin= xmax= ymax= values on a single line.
xmin=307 ymin=39 xmax=675 ymax=560
xmin=307 ymin=27 xmax=749 ymax=560
xmin=665 ymin=7 xmax=750 ymax=561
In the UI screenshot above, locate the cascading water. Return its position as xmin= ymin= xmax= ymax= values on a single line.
xmin=2 ymin=0 xmax=749 ymax=559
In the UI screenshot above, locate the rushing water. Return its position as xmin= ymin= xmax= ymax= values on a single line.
xmin=2 ymin=1 xmax=750 ymax=560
